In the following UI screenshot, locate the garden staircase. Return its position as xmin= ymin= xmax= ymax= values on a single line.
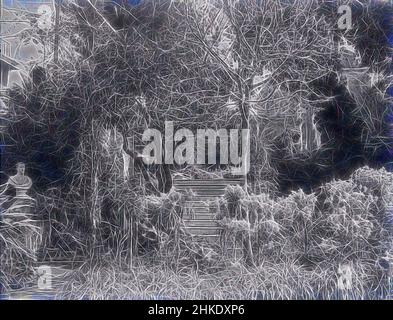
xmin=173 ymin=178 xmax=245 ymax=243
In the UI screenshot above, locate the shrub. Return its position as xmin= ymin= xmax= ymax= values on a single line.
xmin=216 ymin=166 xmax=393 ymax=297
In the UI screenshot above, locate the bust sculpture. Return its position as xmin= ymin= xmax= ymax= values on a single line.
xmin=8 ymin=162 xmax=33 ymax=199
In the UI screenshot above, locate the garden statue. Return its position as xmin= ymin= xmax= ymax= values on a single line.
xmin=8 ymin=162 xmax=33 ymax=198
xmin=2 ymin=162 xmax=35 ymax=216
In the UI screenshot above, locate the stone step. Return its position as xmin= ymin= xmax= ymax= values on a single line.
xmin=187 ymin=190 xmax=226 ymax=196
xmin=192 ymin=233 xmax=220 ymax=239
xmin=185 ymin=201 xmax=212 ymax=205
xmin=183 ymin=213 xmax=216 ymax=220
xmin=185 ymin=200 xmax=216 ymax=205
xmin=184 ymin=211 xmax=211 ymax=217
xmin=176 ymin=188 xmax=230 ymax=193
xmin=175 ymin=185 xmax=227 ymax=190
xmin=190 ymin=234 xmax=221 ymax=243
xmin=184 ymin=206 xmax=210 ymax=212
xmin=174 ymin=179 xmax=245 ymax=186
xmin=191 ymin=196 xmax=217 ymax=200
xmin=184 ymin=219 xmax=218 ymax=227
xmin=186 ymin=226 xmax=221 ymax=236
xmin=185 ymin=205 xmax=210 ymax=209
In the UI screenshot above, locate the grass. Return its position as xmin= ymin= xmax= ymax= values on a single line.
xmin=55 ymin=255 xmax=391 ymax=300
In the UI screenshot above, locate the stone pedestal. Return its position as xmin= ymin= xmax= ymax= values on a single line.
xmin=1 ymin=195 xmax=41 ymax=289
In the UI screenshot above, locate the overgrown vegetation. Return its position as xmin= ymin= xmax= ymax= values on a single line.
xmin=52 ymin=166 xmax=393 ymax=299
xmin=0 ymin=0 xmax=392 ymax=299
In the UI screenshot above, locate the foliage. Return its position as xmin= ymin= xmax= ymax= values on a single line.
xmin=217 ymin=166 xmax=393 ymax=297
xmin=0 ymin=0 xmax=392 ymax=299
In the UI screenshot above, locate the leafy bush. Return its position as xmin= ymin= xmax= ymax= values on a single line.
xmin=216 ymin=166 xmax=393 ymax=297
